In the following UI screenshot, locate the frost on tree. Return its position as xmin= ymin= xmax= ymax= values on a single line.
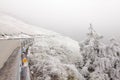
xmin=28 ymin=35 xmax=84 ymax=80
xmin=28 ymin=24 xmax=120 ymax=80
xmin=79 ymin=24 xmax=120 ymax=80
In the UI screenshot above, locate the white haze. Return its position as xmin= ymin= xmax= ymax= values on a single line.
xmin=0 ymin=0 xmax=120 ymax=42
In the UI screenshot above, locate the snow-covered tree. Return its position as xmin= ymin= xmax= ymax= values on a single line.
xmin=79 ymin=24 xmax=120 ymax=80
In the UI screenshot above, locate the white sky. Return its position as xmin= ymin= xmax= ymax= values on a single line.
xmin=0 ymin=0 xmax=120 ymax=42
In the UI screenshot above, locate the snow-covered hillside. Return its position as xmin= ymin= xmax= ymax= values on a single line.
xmin=0 ymin=13 xmax=59 ymax=36
xmin=0 ymin=13 xmax=84 ymax=80
xmin=1 ymin=13 xmax=120 ymax=80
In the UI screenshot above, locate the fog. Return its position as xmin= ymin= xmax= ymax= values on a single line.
xmin=0 ymin=0 xmax=120 ymax=42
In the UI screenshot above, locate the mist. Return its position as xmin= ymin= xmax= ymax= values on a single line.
xmin=0 ymin=0 xmax=120 ymax=42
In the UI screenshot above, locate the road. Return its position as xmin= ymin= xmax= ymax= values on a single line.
xmin=0 ymin=39 xmax=20 ymax=69
xmin=0 ymin=39 xmax=21 ymax=80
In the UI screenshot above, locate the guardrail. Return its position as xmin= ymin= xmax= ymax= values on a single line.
xmin=16 ymin=48 xmax=21 ymax=80
xmin=18 ymin=46 xmax=31 ymax=80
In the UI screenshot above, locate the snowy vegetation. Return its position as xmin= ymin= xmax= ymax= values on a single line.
xmin=28 ymin=35 xmax=84 ymax=80
xmin=29 ymin=26 xmax=120 ymax=80
xmin=79 ymin=26 xmax=120 ymax=80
